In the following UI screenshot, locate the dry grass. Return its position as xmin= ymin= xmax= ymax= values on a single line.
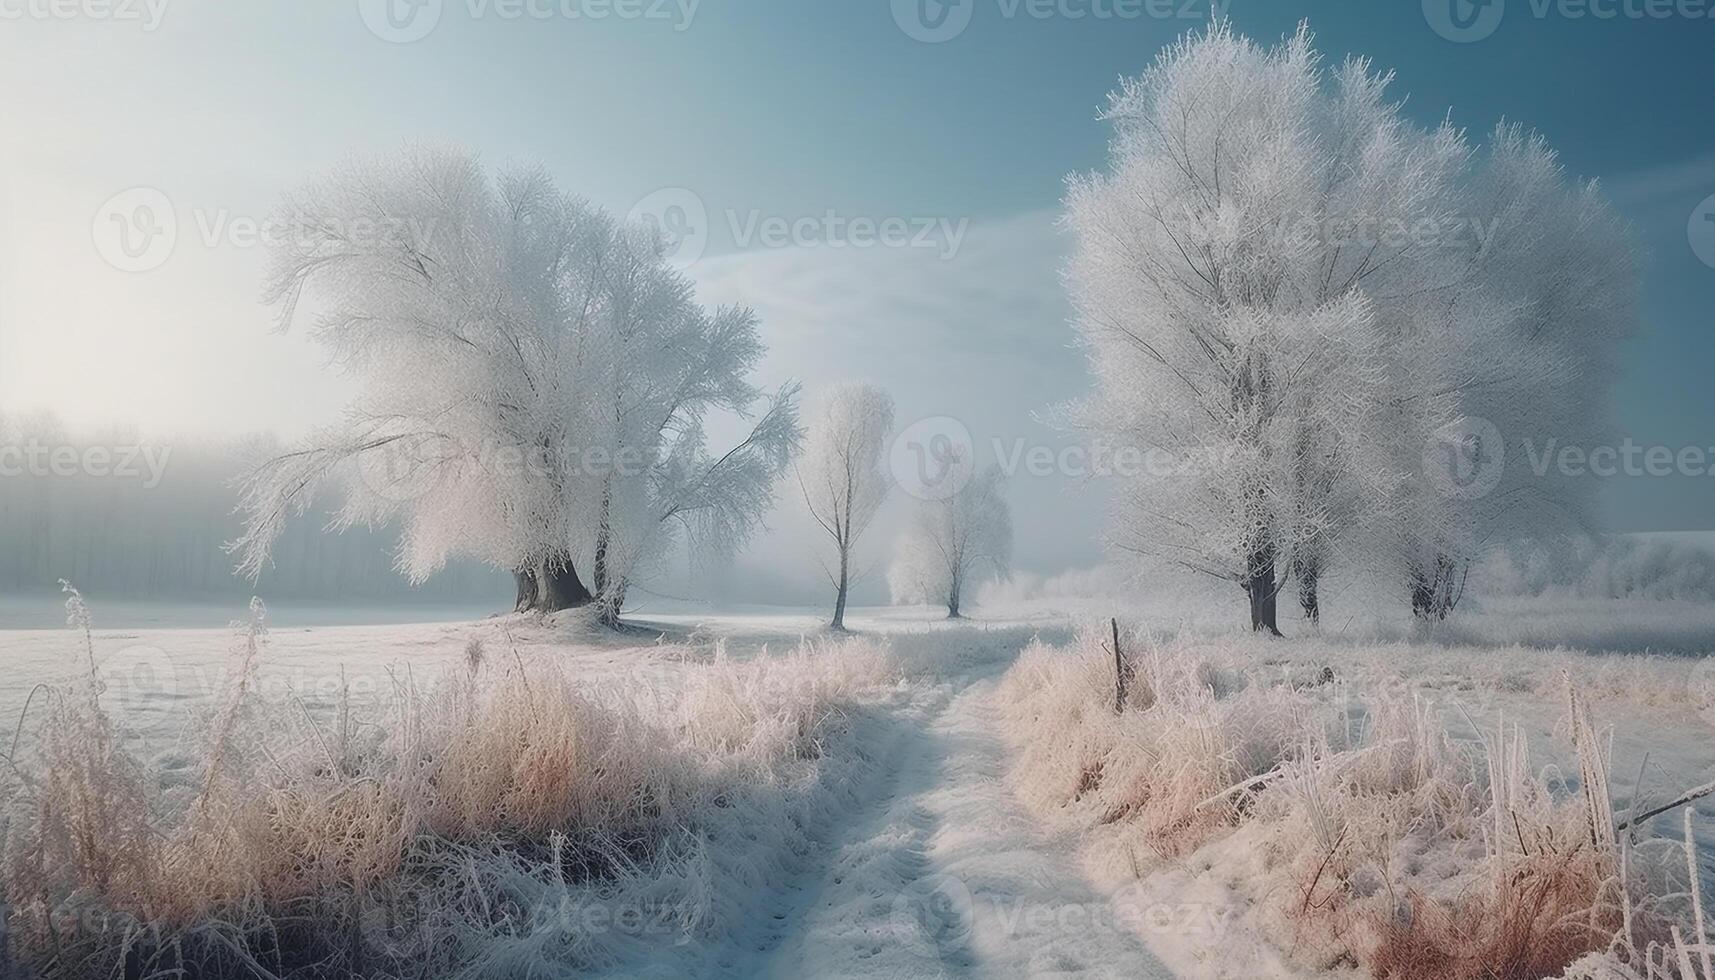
xmin=0 ymin=594 xmax=904 ymax=979
xmin=995 ymin=624 xmax=1714 ymax=979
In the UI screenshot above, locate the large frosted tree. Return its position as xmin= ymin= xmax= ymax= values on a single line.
xmin=797 ymin=383 xmax=894 ymax=631
xmin=887 ymin=466 xmax=1012 ymax=618
xmin=1063 ymin=24 xmax=1463 ymax=633
xmin=1063 ymin=23 xmax=1635 ymax=630
xmin=231 ymin=150 xmax=800 ymax=620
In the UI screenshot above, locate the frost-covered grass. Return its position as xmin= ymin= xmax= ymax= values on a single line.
xmin=3 ymin=593 xmax=1710 ymax=978
xmin=0 ymin=595 xmax=910 ymax=979
xmin=995 ymin=625 xmax=1715 ymax=979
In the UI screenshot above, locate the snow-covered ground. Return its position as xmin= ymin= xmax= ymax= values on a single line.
xmin=1 ymin=596 xmax=1711 ymax=977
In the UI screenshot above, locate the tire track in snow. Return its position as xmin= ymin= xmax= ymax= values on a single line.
xmin=760 ymin=671 xmax=1176 ymax=978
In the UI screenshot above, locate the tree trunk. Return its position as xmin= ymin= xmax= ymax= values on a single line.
xmin=1297 ymin=560 xmax=1320 ymax=625
xmin=514 ymin=552 xmax=593 ymax=614
xmin=831 ymin=547 xmax=850 ymax=631
xmin=597 ymin=580 xmax=626 ymax=629
xmin=592 ymin=534 xmax=609 ymax=596
xmin=1246 ymin=543 xmax=1283 ymax=637
xmin=946 ymin=576 xmax=962 ymax=619
xmin=1410 ymin=553 xmax=1464 ymax=621
xmin=592 ymin=482 xmax=612 ymax=596
xmin=513 ymin=567 xmax=539 ymax=612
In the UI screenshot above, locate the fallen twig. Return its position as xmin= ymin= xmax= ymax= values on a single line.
xmin=1617 ymin=778 xmax=1715 ymax=834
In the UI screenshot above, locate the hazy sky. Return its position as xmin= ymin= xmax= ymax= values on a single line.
xmin=2 ymin=0 xmax=1711 ymax=593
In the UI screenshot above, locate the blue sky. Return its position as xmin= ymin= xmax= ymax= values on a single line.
xmin=0 ymin=0 xmax=1709 ymax=590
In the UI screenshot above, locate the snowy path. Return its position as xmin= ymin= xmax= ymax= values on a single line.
xmin=757 ymin=670 xmax=1175 ymax=979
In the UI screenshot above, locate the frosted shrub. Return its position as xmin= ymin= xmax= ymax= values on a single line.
xmin=997 ymin=627 xmax=1708 ymax=978
xmin=996 ymin=625 xmax=1313 ymax=856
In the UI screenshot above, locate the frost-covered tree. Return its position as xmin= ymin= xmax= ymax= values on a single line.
xmin=796 ymin=383 xmax=894 ymax=631
xmin=1376 ymin=125 xmax=1636 ymax=619
xmin=230 ymin=150 xmax=800 ymax=621
xmin=558 ymin=218 xmax=802 ymax=624
xmin=1065 ymin=24 xmax=1636 ymax=630
xmin=1063 ymin=23 xmax=1464 ymax=634
xmin=887 ymin=466 xmax=1012 ymax=618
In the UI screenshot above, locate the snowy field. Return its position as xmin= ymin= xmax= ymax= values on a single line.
xmin=2 ymin=594 xmax=1712 ymax=978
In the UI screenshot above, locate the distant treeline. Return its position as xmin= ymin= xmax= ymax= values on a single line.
xmin=0 ymin=413 xmax=507 ymax=602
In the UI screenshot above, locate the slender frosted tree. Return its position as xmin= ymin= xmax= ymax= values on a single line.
xmin=887 ymin=466 xmax=1012 ymax=618
xmin=796 ymin=383 xmax=894 ymax=631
